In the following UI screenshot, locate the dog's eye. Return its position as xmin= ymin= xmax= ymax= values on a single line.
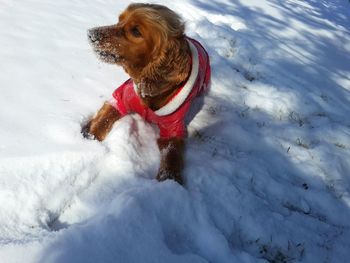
xmin=130 ymin=26 xmax=142 ymax=38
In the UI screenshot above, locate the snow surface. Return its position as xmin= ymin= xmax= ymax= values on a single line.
xmin=0 ymin=0 xmax=350 ymax=262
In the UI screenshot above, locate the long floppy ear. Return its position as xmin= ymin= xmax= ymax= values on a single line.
xmin=135 ymin=4 xmax=188 ymax=82
xmin=149 ymin=4 xmax=185 ymax=60
xmin=127 ymin=3 xmax=185 ymax=37
xmin=127 ymin=3 xmax=186 ymax=65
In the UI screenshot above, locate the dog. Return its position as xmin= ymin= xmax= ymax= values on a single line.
xmin=83 ymin=3 xmax=210 ymax=185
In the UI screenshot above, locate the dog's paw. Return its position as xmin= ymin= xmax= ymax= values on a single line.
xmin=156 ymin=169 xmax=183 ymax=185
xmin=81 ymin=121 xmax=94 ymax=139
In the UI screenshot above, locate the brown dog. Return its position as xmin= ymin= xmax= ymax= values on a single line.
xmin=83 ymin=3 xmax=210 ymax=185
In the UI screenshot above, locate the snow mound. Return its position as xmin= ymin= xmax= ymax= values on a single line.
xmin=0 ymin=0 xmax=350 ymax=262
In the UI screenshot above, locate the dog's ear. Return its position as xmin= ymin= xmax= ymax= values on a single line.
xmin=152 ymin=4 xmax=185 ymax=54
xmin=127 ymin=3 xmax=185 ymax=37
xmin=127 ymin=4 xmax=186 ymax=59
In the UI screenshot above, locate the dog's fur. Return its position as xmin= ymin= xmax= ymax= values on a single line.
xmin=83 ymin=3 xmax=195 ymax=184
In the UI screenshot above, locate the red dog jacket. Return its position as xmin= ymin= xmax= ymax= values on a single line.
xmin=111 ymin=38 xmax=211 ymax=139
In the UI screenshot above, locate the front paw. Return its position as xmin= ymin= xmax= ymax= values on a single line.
xmin=156 ymin=169 xmax=183 ymax=185
xmin=81 ymin=121 xmax=93 ymax=139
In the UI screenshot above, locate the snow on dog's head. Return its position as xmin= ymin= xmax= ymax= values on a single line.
xmin=87 ymin=4 xmax=187 ymax=82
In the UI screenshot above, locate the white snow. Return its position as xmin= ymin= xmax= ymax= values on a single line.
xmin=1 ymin=0 xmax=350 ymax=262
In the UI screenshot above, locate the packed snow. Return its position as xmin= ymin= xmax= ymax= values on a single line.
xmin=0 ymin=0 xmax=349 ymax=262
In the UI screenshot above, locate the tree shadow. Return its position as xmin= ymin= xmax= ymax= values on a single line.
xmin=185 ymin=0 xmax=350 ymax=261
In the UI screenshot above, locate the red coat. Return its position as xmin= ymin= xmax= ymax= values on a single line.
xmin=111 ymin=38 xmax=211 ymax=139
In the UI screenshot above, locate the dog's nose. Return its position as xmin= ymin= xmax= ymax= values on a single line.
xmin=87 ymin=28 xmax=102 ymax=43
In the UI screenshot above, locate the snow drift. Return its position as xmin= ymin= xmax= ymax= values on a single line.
xmin=0 ymin=0 xmax=350 ymax=262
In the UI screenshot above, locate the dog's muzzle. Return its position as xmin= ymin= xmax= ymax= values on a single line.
xmin=87 ymin=26 xmax=123 ymax=64
xmin=87 ymin=28 xmax=104 ymax=44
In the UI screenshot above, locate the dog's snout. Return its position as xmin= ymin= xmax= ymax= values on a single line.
xmin=88 ymin=28 xmax=103 ymax=43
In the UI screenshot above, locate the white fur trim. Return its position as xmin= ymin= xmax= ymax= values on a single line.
xmin=133 ymin=39 xmax=199 ymax=116
xmin=155 ymin=40 xmax=199 ymax=116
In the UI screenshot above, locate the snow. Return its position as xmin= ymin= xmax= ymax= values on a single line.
xmin=0 ymin=0 xmax=350 ymax=262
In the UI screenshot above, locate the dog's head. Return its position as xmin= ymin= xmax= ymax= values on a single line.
xmin=88 ymin=3 xmax=185 ymax=75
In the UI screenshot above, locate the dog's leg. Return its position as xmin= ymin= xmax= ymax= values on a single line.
xmin=157 ymin=137 xmax=185 ymax=185
xmin=82 ymin=102 xmax=120 ymax=141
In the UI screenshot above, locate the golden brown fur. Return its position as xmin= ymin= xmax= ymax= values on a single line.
xmin=88 ymin=3 xmax=191 ymax=110
xmin=82 ymin=102 xmax=120 ymax=141
xmin=157 ymin=137 xmax=184 ymax=184
xmin=84 ymin=3 xmax=191 ymax=184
